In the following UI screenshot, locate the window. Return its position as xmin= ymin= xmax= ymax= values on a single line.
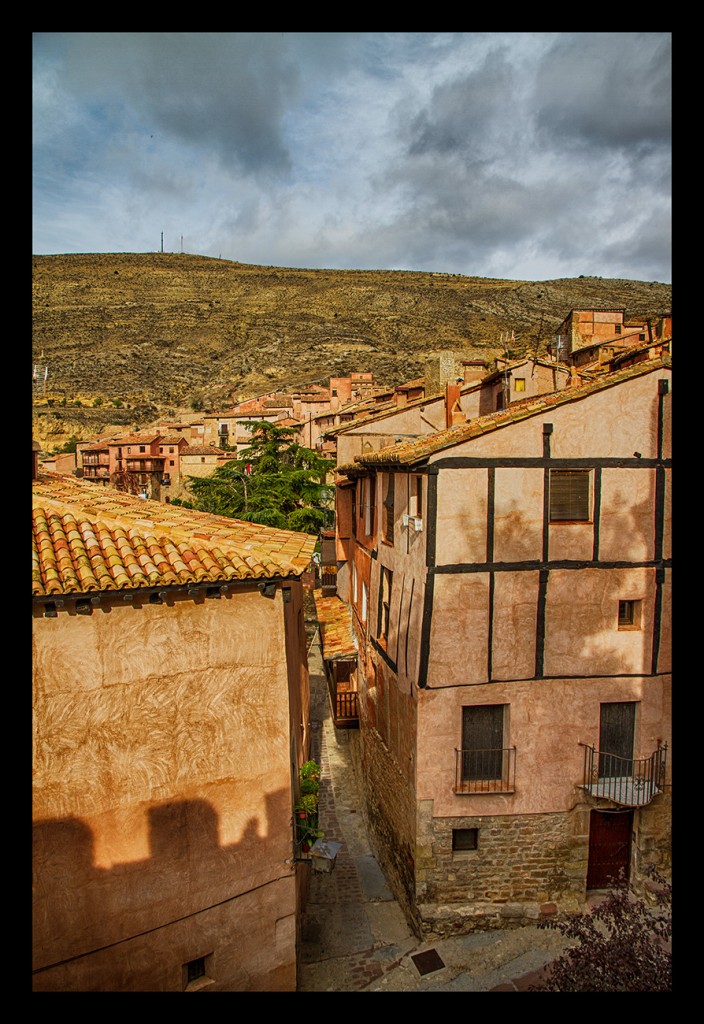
xmin=461 ymin=705 xmax=507 ymax=782
xmin=363 ymin=477 xmax=376 ymax=537
xmin=362 ymin=581 xmax=368 ymax=624
xmin=409 ymin=475 xmax=423 ymax=519
xmin=615 ymin=324 xmax=622 ymax=334
xmin=452 ymin=828 xmax=478 ymax=852
xmin=182 ymin=954 xmax=214 ymax=991
xmin=187 ymin=958 xmax=205 ymax=983
xmin=599 ymin=701 xmax=636 ymax=778
xmin=379 ymin=567 xmax=393 ymax=642
xmin=382 ymin=474 xmax=395 ymax=544
xmin=514 ymin=378 xmax=526 ymax=392
xmin=618 ymin=599 xmax=642 ymax=629
xmin=352 ymin=561 xmax=358 ymax=604
xmin=139 ymin=446 xmax=146 ymax=453
xmin=549 ymin=469 xmax=591 ymax=522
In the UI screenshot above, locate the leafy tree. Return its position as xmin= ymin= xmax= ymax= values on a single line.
xmin=183 ymin=420 xmax=334 ymax=533
xmin=530 ymin=869 xmax=671 ymax=992
xmin=51 ymin=434 xmax=81 ymax=455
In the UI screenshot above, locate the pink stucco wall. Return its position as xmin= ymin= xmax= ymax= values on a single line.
xmin=32 ymin=586 xmax=306 ymax=991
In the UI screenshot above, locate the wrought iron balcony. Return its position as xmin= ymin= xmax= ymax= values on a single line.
xmin=579 ymin=742 xmax=667 ymax=807
xmin=454 ymin=747 xmax=516 ymax=794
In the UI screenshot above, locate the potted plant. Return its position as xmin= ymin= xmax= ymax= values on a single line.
xmin=301 ymin=759 xmax=321 ymax=782
xmin=294 ymin=793 xmax=323 ymax=852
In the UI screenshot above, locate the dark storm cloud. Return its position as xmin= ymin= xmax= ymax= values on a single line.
xmin=406 ymin=49 xmax=518 ymax=160
xmin=33 ymin=33 xmax=671 ymax=282
xmin=533 ymin=33 xmax=672 ymax=151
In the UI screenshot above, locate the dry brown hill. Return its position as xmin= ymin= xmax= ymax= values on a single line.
xmin=32 ymin=252 xmax=671 ymax=449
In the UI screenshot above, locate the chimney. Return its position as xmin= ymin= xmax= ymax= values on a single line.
xmin=445 ymin=383 xmax=464 ymax=427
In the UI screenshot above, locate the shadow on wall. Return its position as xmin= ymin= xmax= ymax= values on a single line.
xmin=32 ymin=791 xmax=291 ymax=981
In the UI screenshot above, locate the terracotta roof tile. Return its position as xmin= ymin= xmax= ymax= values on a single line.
xmin=341 ymin=356 xmax=671 ymax=470
xmin=313 ymin=591 xmax=358 ymax=661
xmin=32 ymin=473 xmax=316 ymax=598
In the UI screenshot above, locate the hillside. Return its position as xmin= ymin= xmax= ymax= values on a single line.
xmin=32 ymin=252 xmax=671 ymax=448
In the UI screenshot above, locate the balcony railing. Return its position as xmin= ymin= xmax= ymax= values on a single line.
xmin=579 ymin=742 xmax=667 ymax=807
xmin=454 ymin=747 xmax=516 ymax=794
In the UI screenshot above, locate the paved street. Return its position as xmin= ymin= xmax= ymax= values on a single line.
xmin=297 ymin=623 xmax=570 ymax=992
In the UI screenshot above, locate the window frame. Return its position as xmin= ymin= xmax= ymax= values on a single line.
xmin=461 ymin=704 xmax=508 ymax=784
xmin=378 ymin=566 xmax=393 ymax=643
xmin=382 ymin=473 xmax=395 ymax=545
xmin=618 ymin=599 xmax=642 ymax=630
xmin=549 ymin=468 xmax=592 ymax=523
xmin=452 ymin=827 xmax=479 ymax=853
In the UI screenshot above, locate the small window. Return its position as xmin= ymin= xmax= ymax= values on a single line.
xmin=409 ymin=475 xmax=423 ymax=519
xmin=382 ymin=474 xmax=395 ymax=544
xmin=362 ymin=581 xmax=368 ymax=624
xmin=182 ymin=954 xmax=214 ymax=991
xmin=639 ymin=333 xmax=646 ymax=342
xmin=170 ymin=460 xmax=175 ymax=466
xmin=514 ymin=378 xmax=526 ymax=392
xmin=618 ymin=599 xmax=642 ymax=629
xmin=139 ymin=445 xmax=146 ymax=453
xmin=615 ymin=324 xmax=622 ymax=334
xmin=379 ymin=567 xmax=393 ymax=642
xmin=187 ymin=958 xmax=206 ymax=983
xmin=549 ymin=469 xmax=591 ymax=522
xmin=452 ymin=828 xmax=478 ymax=852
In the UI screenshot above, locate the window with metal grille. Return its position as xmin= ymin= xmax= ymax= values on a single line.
xmin=461 ymin=705 xmax=506 ymax=781
xmin=452 ymin=828 xmax=478 ymax=851
xmin=549 ymin=469 xmax=591 ymax=522
xmin=186 ymin=957 xmax=206 ymax=983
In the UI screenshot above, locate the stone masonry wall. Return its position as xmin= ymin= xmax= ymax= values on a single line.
xmin=414 ymin=807 xmax=590 ymax=937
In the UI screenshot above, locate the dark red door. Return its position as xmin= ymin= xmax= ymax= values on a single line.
xmin=586 ymin=810 xmax=632 ymax=889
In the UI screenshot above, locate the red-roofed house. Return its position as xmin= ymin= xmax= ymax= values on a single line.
xmin=331 ymin=356 xmax=672 ymax=939
xmin=32 ymin=470 xmax=317 ymax=991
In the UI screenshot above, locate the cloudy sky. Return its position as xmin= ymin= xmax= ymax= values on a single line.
xmin=32 ymin=32 xmax=671 ymax=283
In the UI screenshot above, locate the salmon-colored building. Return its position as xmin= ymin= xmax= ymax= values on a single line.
xmin=32 ymin=470 xmax=316 ymax=991
xmin=331 ymin=355 xmax=672 ymax=938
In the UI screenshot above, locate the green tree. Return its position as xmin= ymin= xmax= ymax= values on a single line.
xmin=183 ymin=420 xmax=334 ymax=533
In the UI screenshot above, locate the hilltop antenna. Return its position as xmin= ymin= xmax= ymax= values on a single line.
xmin=181 ymin=236 xmax=184 ymax=254
xmin=161 ymin=232 xmax=164 ymax=253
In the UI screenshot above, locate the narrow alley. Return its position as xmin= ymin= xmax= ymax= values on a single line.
xmin=297 ymin=604 xmax=571 ymax=992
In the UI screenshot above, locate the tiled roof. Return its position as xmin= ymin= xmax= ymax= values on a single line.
xmin=340 ymin=355 xmax=671 ymax=470
xmin=180 ymin=445 xmax=235 ymax=456
xmin=108 ymin=432 xmax=162 ymax=445
xmin=313 ymin=591 xmax=358 ymax=661
xmin=32 ymin=472 xmax=317 ymax=598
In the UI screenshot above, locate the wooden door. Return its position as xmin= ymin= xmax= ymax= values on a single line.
xmin=586 ymin=810 xmax=633 ymax=889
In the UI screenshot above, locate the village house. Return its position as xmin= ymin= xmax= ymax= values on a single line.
xmin=32 ymin=468 xmax=317 ymax=991
xmin=321 ymin=353 xmax=572 ymax=469
xmin=327 ymin=353 xmax=671 ymax=938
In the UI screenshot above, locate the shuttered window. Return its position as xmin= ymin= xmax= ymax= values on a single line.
xmin=549 ymin=469 xmax=591 ymax=522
